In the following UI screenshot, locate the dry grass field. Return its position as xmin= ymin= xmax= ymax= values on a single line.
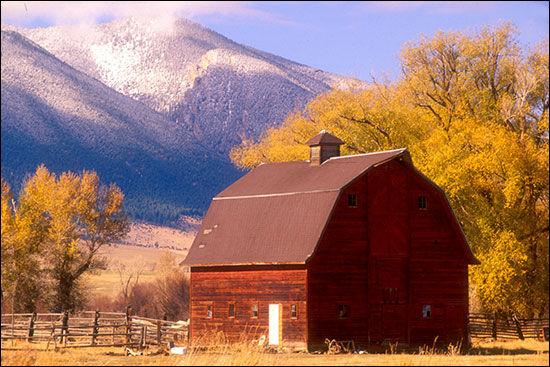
xmin=118 ymin=221 xmax=196 ymax=253
xmin=83 ymin=221 xmax=192 ymax=298
xmin=2 ymin=338 xmax=548 ymax=366
xmin=85 ymin=269 xmax=158 ymax=298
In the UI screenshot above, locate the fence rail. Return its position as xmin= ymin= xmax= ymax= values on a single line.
xmin=469 ymin=312 xmax=549 ymax=340
xmin=1 ymin=307 xmax=188 ymax=350
xmin=3 ymin=310 xmax=547 ymax=349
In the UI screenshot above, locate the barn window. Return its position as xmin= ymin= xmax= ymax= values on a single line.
xmin=206 ymin=304 xmax=212 ymax=318
xmin=229 ymin=303 xmax=235 ymax=318
xmin=418 ymin=195 xmax=427 ymax=210
xmin=251 ymin=304 xmax=258 ymax=318
xmin=290 ymin=304 xmax=297 ymax=319
xmin=348 ymin=194 xmax=358 ymax=208
xmin=339 ymin=304 xmax=349 ymax=319
xmin=422 ymin=305 xmax=431 ymax=318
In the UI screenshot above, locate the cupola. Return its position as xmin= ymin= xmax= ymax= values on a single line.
xmin=304 ymin=130 xmax=344 ymax=166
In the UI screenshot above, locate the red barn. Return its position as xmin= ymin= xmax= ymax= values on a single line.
xmin=181 ymin=130 xmax=480 ymax=351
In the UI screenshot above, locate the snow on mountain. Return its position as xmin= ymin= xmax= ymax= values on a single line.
xmin=1 ymin=29 xmax=243 ymax=223
xmin=1 ymin=29 xmax=201 ymax=157
xmin=1 ymin=16 xmax=367 ymax=223
xmin=2 ymin=16 xmax=352 ymax=156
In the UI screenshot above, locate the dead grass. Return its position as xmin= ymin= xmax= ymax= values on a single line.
xmin=2 ymin=338 xmax=548 ymax=366
xmin=85 ymin=270 xmax=157 ymax=298
xmin=119 ymin=221 xmax=195 ymax=253
xmin=85 ymin=222 xmax=190 ymax=299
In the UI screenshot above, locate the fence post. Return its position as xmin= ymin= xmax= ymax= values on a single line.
xmin=53 ymin=321 xmax=57 ymax=350
xmin=512 ymin=313 xmax=524 ymax=340
xmin=11 ymin=312 xmax=15 ymax=346
xmin=125 ymin=306 xmax=132 ymax=346
xmin=140 ymin=326 xmax=146 ymax=349
xmin=26 ymin=312 xmax=37 ymax=342
xmin=466 ymin=317 xmax=472 ymax=347
xmin=46 ymin=321 xmax=57 ymax=351
xmin=157 ymin=320 xmax=162 ymax=346
xmin=187 ymin=321 xmax=190 ymax=345
xmin=92 ymin=310 xmax=100 ymax=345
xmin=492 ymin=312 xmax=498 ymax=340
xmin=62 ymin=311 xmax=69 ymax=346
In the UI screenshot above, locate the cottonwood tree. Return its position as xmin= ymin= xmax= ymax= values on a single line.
xmin=153 ymin=250 xmax=190 ymax=320
xmin=113 ymin=258 xmax=148 ymax=306
xmin=1 ymin=179 xmax=46 ymax=312
xmin=230 ymin=22 xmax=549 ymax=317
xmin=3 ymin=165 xmax=130 ymax=312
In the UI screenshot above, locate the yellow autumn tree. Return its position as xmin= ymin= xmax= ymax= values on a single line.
xmin=1 ymin=178 xmax=47 ymax=312
xmin=1 ymin=165 xmax=130 ymax=312
xmin=230 ymin=22 xmax=549 ymax=317
xmin=231 ymin=81 xmax=428 ymax=167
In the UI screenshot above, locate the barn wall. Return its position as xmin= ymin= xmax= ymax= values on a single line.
xmin=406 ymin=166 xmax=469 ymax=344
xmin=307 ymin=175 xmax=370 ymax=350
xmin=190 ymin=265 xmax=308 ymax=349
xmin=367 ymin=158 xmax=410 ymax=343
xmin=307 ymin=158 xmax=469 ymax=348
xmin=367 ymin=159 xmax=469 ymax=344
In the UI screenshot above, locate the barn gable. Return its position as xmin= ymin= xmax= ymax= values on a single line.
xmin=182 ymin=142 xmax=478 ymax=267
xmin=182 ymin=148 xmax=412 ymax=266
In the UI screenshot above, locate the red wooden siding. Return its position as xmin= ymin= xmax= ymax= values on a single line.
xmin=406 ymin=168 xmax=469 ymax=344
xmin=307 ymin=158 xmax=470 ymax=348
xmin=368 ymin=159 xmax=469 ymax=344
xmin=367 ymin=159 xmax=410 ymax=343
xmin=307 ymin=175 xmax=370 ymax=349
xmin=190 ymin=265 xmax=308 ymax=349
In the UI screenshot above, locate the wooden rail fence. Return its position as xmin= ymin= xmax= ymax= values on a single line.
xmin=1 ymin=307 xmax=188 ymax=350
xmin=469 ymin=312 xmax=549 ymax=341
xmin=3 ymin=310 xmax=547 ymax=349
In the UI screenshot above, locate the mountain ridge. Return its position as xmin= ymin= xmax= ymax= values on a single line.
xmin=2 ymin=17 xmax=351 ymax=156
xmin=1 ymin=29 xmax=242 ymax=223
xmin=1 ymin=16 xmax=366 ymax=225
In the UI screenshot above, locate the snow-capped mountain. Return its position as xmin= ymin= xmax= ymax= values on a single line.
xmin=1 ymin=29 xmax=243 ymax=222
xmin=3 ymin=16 xmax=348 ymax=156
xmin=1 ymin=16 xmax=363 ymax=223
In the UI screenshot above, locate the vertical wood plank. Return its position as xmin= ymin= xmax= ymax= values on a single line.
xmin=26 ymin=312 xmax=36 ymax=342
xmin=92 ymin=310 xmax=100 ymax=345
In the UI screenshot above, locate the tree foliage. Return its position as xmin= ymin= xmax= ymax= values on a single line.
xmin=1 ymin=165 xmax=130 ymax=312
xmin=230 ymin=22 xmax=549 ymax=317
xmin=1 ymin=178 xmax=45 ymax=312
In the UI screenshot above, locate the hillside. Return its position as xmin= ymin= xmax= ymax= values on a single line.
xmin=1 ymin=16 xmax=361 ymax=223
xmin=3 ymin=16 xmax=348 ymax=157
xmin=1 ymin=30 xmax=242 ymax=222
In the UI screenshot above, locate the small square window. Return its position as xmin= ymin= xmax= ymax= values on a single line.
xmin=418 ymin=196 xmax=427 ymax=210
xmin=291 ymin=304 xmax=297 ymax=319
xmin=339 ymin=304 xmax=349 ymax=319
xmin=348 ymin=194 xmax=358 ymax=208
xmin=206 ymin=304 xmax=212 ymax=318
xmin=422 ymin=305 xmax=431 ymax=318
xmin=229 ymin=303 xmax=235 ymax=318
xmin=251 ymin=304 xmax=258 ymax=318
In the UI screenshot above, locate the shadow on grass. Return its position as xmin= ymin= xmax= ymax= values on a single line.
xmin=353 ymin=340 xmax=549 ymax=356
xmin=468 ymin=346 xmax=548 ymax=356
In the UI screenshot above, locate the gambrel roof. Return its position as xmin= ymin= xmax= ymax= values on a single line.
xmin=182 ymin=149 xmax=404 ymax=266
xmin=181 ymin=147 xmax=479 ymax=267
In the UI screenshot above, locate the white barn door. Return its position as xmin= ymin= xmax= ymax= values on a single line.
xmin=268 ymin=304 xmax=280 ymax=345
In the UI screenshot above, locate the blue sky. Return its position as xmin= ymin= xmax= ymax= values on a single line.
xmin=1 ymin=1 xmax=548 ymax=81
